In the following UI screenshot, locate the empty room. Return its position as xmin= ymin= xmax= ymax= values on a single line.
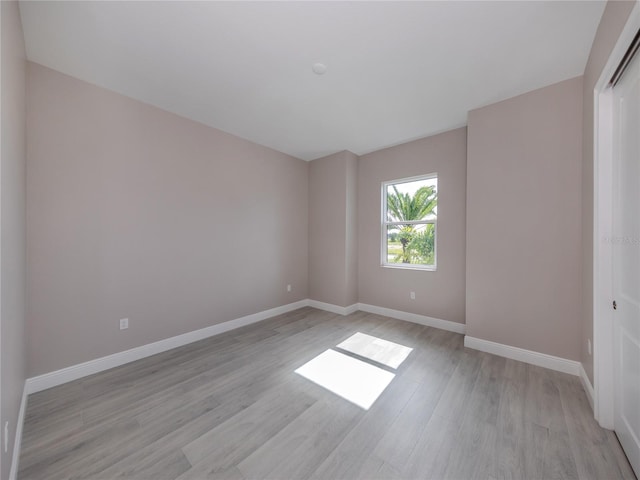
xmin=1 ymin=1 xmax=639 ymax=479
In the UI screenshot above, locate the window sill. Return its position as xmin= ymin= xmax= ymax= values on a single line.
xmin=381 ymin=264 xmax=437 ymax=272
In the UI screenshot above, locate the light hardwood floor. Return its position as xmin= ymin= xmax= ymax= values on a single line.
xmin=18 ymin=307 xmax=636 ymax=479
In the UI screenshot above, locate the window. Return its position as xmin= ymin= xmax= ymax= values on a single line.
xmin=381 ymin=174 xmax=437 ymax=270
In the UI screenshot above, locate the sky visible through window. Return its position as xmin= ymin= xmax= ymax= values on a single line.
xmin=384 ymin=175 xmax=438 ymax=267
xmin=389 ymin=177 xmax=437 ymax=196
xmin=386 ymin=177 xmax=438 ymax=218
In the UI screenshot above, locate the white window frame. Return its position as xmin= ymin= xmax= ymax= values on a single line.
xmin=381 ymin=173 xmax=437 ymax=271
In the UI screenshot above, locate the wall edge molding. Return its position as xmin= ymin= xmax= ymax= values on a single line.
xmin=464 ymin=335 xmax=580 ymax=376
xmin=579 ymin=363 xmax=595 ymax=411
xmin=356 ymin=303 xmax=466 ymax=334
xmin=25 ymin=299 xmax=309 ymax=394
xmin=13 ymin=299 xmax=510 ymax=479
xmin=8 ymin=384 xmax=28 ymax=480
xmin=308 ymin=299 xmax=358 ymax=316
xmin=25 ymin=299 xmax=468 ymax=394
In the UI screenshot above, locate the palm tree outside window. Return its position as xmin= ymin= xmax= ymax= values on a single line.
xmin=382 ymin=174 xmax=437 ymax=269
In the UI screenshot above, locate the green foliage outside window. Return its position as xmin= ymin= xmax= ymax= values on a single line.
xmin=385 ymin=180 xmax=437 ymax=267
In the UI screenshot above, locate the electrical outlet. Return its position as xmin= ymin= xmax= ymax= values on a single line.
xmin=119 ymin=318 xmax=129 ymax=330
xmin=588 ymin=339 xmax=592 ymax=355
xmin=410 ymin=291 xmax=416 ymax=300
xmin=287 ymin=284 xmax=292 ymax=292
xmin=4 ymin=421 xmax=8 ymax=453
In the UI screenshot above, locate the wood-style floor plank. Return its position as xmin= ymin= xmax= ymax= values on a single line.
xmin=309 ymin=371 xmax=419 ymax=480
xmin=18 ymin=307 xmax=636 ymax=480
xmin=237 ymin=396 xmax=363 ymax=479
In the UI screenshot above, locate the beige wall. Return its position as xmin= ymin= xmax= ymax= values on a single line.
xmin=26 ymin=63 xmax=309 ymax=377
xmin=308 ymin=150 xmax=358 ymax=307
xmin=581 ymin=0 xmax=635 ymax=384
xmin=345 ymin=153 xmax=358 ymax=306
xmin=1 ymin=2 xmax=27 ymax=478
xmin=21 ymin=2 xmax=632 ymax=388
xmin=466 ymin=77 xmax=583 ymax=360
xmin=357 ymin=128 xmax=467 ymax=324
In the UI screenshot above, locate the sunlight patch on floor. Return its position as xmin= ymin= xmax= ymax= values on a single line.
xmin=295 ymin=349 xmax=395 ymax=410
xmin=337 ymin=332 xmax=413 ymax=369
xmin=295 ymin=332 xmax=414 ymax=410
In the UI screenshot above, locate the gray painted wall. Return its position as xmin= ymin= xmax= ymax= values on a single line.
xmin=26 ymin=63 xmax=309 ymax=376
xmin=357 ymin=128 xmax=467 ymax=324
xmin=308 ymin=150 xmax=358 ymax=307
xmin=20 ymin=2 xmax=628 ymax=392
xmin=345 ymin=152 xmax=358 ymax=307
xmin=1 ymin=2 xmax=27 ymax=479
xmin=466 ymin=76 xmax=583 ymax=361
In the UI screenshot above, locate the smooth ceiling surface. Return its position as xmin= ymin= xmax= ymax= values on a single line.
xmin=19 ymin=1 xmax=605 ymax=160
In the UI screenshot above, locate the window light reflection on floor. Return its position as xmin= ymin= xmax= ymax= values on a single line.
xmin=336 ymin=332 xmax=413 ymax=369
xmin=295 ymin=349 xmax=395 ymax=410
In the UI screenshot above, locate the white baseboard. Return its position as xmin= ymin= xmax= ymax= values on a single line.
xmin=579 ymin=363 xmax=595 ymax=410
xmin=357 ymin=303 xmax=466 ymax=334
xmin=25 ymin=299 xmax=309 ymax=394
xmin=307 ymin=299 xmax=358 ymax=316
xmin=464 ymin=336 xmax=580 ymax=376
xmin=24 ymin=298 xmax=462 ymax=395
xmin=9 ymin=384 xmax=28 ymax=480
xmin=15 ymin=298 xmax=592 ymax=479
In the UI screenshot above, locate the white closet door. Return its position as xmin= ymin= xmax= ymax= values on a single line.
xmin=612 ymin=40 xmax=640 ymax=478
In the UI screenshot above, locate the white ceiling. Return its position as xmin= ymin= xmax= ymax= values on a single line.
xmin=19 ymin=1 xmax=605 ymax=161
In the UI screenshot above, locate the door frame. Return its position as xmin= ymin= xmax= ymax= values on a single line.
xmin=593 ymin=0 xmax=640 ymax=429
